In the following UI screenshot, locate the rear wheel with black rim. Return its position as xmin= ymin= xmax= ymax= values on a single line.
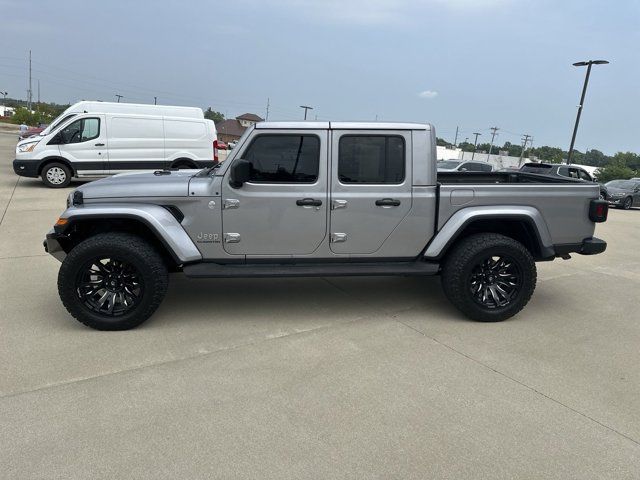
xmin=41 ymin=162 xmax=72 ymax=188
xmin=58 ymin=233 xmax=169 ymax=330
xmin=441 ymin=233 xmax=536 ymax=322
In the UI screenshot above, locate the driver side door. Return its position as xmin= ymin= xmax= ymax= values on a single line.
xmin=56 ymin=115 xmax=108 ymax=176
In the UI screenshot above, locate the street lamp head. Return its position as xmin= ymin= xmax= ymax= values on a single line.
xmin=573 ymin=60 xmax=609 ymax=67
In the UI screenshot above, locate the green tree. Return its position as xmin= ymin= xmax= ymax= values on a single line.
xmin=583 ymin=149 xmax=608 ymax=167
xmin=612 ymin=151 xmax=640 ymax=170
xmin=204 ymin=107 xmax=225 ymax=123
xmin=10 ymin=107 xmax=52 ymax=126
xmin=436 ymin=137 xmax=452 ymax=147
xmin=595 ymin=159 xmax=636 ymax=183
xmin=457 ymin=141 xmax=475 ymax=152
xmin=530 ymin=145 xmax=564 ymax=163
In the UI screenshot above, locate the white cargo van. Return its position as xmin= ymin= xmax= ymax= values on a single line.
xmin=13 ymin=101 xmax=218 ymax=187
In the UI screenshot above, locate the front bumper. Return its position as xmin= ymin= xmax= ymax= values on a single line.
xmin=554 ymin=237 xmax=607 ymax=257
xmin=43 ymin=229 xmax=67 ymax=262
xmin=13 ymin=159 xmax=40 ymax=178
xmin=606 ymin=197 xmax=625 ymax=206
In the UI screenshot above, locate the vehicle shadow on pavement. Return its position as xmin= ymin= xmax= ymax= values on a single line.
xmin=150 ymin=275 xmax=463 ymax=329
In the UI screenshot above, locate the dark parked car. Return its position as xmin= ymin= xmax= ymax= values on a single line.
xmin=520 ymin=162 xmax=606 ymax=198
xmin=603 ymin=179 xmax=640 ymax=210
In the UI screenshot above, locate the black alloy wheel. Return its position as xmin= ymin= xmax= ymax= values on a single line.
xmin=76 ymin=257 xmax=144 ymax=316
xmin=469 ymin=255 xmax=521 ymax=309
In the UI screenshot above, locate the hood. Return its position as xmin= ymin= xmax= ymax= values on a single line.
xmin=606 ymin=187 xmax=631 ymax=195
xmin=78 ymin=170 xmax=196 ymax=199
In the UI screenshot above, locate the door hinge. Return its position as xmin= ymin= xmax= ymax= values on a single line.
xmin=224 ymin=233 xmax=241 ymax=243
xmin=330 ymin=233 xmax=348 ymax=243
xmin=223 ymin=199 xmax=240 ymax=209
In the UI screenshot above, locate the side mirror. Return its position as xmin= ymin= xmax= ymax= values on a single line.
xmin=229 ymin=159 xmax=252 ymax=188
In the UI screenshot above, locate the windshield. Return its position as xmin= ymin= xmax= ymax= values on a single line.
xmin=40 ymin=112 xmax=76 ymax=136
xmin=606 ymin=180 xmax=635 ymax=189
xmin=437 ymin=160 xmax=462 ymax=169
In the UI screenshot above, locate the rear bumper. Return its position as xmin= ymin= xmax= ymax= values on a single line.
xmin=43 ymin=230 xmax=67 ymax=262
xmin=13 ymin=159 xmax=40 ymax=178
xmin=554 ymin=237 xmax=607 ymax=257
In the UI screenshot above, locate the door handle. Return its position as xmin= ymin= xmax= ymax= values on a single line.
xmin=296 ymin=198 xmax=322 ymax=207
xmin=95 ymin=143 xmax=105 ymax=146
xmin=375 ymin=198 xmax=401 ymax=207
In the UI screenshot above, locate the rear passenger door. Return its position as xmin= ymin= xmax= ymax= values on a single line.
xmin=329 ymin=130 xmax=412 ymax=255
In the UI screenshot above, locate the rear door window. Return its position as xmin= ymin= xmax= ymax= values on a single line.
xmin=338 ymin=135 xmax=405 ymax=184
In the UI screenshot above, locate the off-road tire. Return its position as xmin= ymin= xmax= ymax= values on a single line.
xmin=58 ymin=233 xmax=169 ymax=330
xmin=441 ymin=233 xmax=536 ymax=322
xmin=41 ymin=162 xmax=72 ymax=188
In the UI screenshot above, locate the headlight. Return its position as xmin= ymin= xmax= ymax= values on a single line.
xmin=610 ymin=192 xmax=625 ymax=197
xmin=17 ymin=141 xmax=39 ymax=153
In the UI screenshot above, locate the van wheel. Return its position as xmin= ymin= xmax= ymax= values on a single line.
xmin=172 ymin=159 xmax=197 ymax=169
xmin=441 ymin=233 xmax=536 ymax=322
xmin=58 ymin=233 xmax=169 ymax=330
xmin=42 ymin=162 xmax=72 ymax=188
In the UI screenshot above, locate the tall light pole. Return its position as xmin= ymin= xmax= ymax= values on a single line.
xmin=154 ymin=96 xmax=157 ymax=105
xmin=567 ymin=59 xmax=609 ymax=164
xmin=0 ymin=91 xmax=7 ymax=106
xmin=471 ymin=132 xmax=482 ymax=160
xmin=115 ymin=94 xmax=123 ymax=103
xmin=300 ymin=105 xmax=313 ymax=120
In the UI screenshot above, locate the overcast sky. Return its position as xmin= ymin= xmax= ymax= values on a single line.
xmin=1 ymin=0 xmax=638 ymax=153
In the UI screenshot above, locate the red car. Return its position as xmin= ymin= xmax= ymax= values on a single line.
xmin=19 ymin=125 xmax=47 ymax=140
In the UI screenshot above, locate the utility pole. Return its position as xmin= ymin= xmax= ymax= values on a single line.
xmin=453 ymin=126 xmax=459 ymax=146
xmin=265 ymin=98 xmax=270 ymax=120
xmin=37 ymin=79 xmax=40 ymax=111
xmin=115 ymin=94 xmax=123 ymax=103
xmin=300 ymin=105 xmax=313 ymax=120
xmin=487 ymin=126 xmax=499 ymax=160
xmin=154 ymin=96 xmax=157 ymax=105
xmin=27 ymin=50 xmax=32 ymax=111
xmin=518 ymin=134 xmax=531 ymax=166
xmin=471 ymin=132 xmax=482 ymax=160
xmin=0 ymin=91 xmax=7 ymax=106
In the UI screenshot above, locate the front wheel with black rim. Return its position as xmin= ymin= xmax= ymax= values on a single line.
xmin=58 ymin=233 xmax=169 ymax=330
xmin=622 ymin=197 xmax=633 ymax=210
xmin=441 ymin=233 xmax=537 ymax=322
xmin=41 ymin=162 xmax=72 ymax=188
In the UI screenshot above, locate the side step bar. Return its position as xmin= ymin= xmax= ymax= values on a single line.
xmin=183 ymin=261 xmax=440 ymax=278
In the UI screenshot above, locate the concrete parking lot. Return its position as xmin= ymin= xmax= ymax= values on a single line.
xmin=1 ymin=131 xmax=639 ymax=479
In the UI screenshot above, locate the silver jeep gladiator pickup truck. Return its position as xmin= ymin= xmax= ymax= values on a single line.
xmin=44 ymin=122 xmax=608 ymax=330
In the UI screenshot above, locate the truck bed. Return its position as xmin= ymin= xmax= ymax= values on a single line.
xmin=437 ymin=171 xmax=586 ymax=185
